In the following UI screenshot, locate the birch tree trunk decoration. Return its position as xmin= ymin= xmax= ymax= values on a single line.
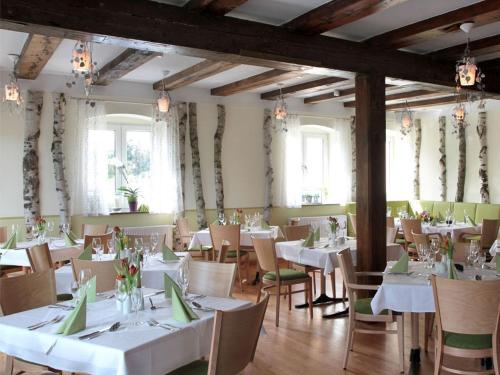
xmin=23 ymin=90 xmax=43 ymax=223
xmin=214 ymin=104 xmax=226 ymax=218
xmin=413 ymin=118 xmax=422 ymax=200
xmin=350 ymin=116 xmax=356 ymax=201
xmin=476 ymin=111 xmax=489 ymax=203
xmin=438 ymin=116 xmax=447 ymax=202
xmin=177 ymin=102 xmax=187 ymax=216
xmin=189 ymin=102 xmax=208 ymax=229
xmin=52 ymin=93 xmax=71 ymax=226
xmin=455 ymin=120 xmax=466 ymax=202
xmin=263 ymin=109 xmax=273 ymax=223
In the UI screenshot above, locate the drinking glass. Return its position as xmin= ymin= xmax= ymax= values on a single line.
xmin=46 ymin=221 xmax=54 ymax=236
xmin=477 ymin=252 xmax=486 ymax=270
xmin=150 ymin=233 xmax=159 ymax=254
xmin=425 ymin=247 xmax=435 ymax=269
xmin=25 ymin=223 xmax=33 ymax=241
xmin=134 ymin=238 xmax=143 ymax=253
xmin=107 ymin=239 xmax=115 ymax=255
xmin=71 ymin=281 xmax=80 ymax=304
xmin=92 ymin=238 xmax=102 ymax=260
xmin=78 ymin=269 xmax=92 ymax=298
xmin=177 ymin=262 xmax=190 ymax=298
xmin=61 ymin=223 xmax=70 ymax=235
xmin=417 ymin=244 xmax=428 ymax=264
xmin=430 ymin=238 xmax=440 ymax=256
xmin=131 ymin=287 xmax=143 ymax=326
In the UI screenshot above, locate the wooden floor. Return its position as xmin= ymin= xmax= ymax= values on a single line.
xmin=0 ymin=263 xmax=486 ymax=375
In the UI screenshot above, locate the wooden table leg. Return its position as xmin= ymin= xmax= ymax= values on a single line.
xmin=408 ymin=312 xmax=421 ymax=374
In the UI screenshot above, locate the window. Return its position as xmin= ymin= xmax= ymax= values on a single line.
xmin=386 ymin=129 xmax=413 ymax=200
xmin=301 ymin=130 xmax=329 ymax=204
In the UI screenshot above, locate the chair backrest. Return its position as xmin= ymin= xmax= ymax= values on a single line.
xmin=481 ymin=219 xmax=500 ymax=249
xmin=188 ymin=260 xmax=236 ymax=298
xmin=177 ymin=217 xmax=192 ymax=242
xmin=401 ymin=219 xmax=422 ymax=242
xmin=411 ymin=232 xmax=429 ymax=250
xmin=0 ymin=226 xmax=7 ymax=243
xmin=337 ymin=249 xmax=357 ymax=304
xmin=282 ymin=224 xmax=310 ymax=241
xmin=251 ymin=237 xmax=278 ymax=275
xmin=0 ymin=269 xmax=56 ymax=315
xmin=207 ymin=292 xmax=270 ymax=375
xmin=386 ymin=227 xmax=397 ymax=243
xmin=27 ymin=243 xmax=54 ymax=272
xmin=386 ymin=216 xmax=395 ymax=228
xmin=290 ymin=218 xmax=300 ymax=226
xmin=71 ymin=259 xmax=121 ymax=293
xmin=209 ymin=224 xmax=240 ymax=252
xmin=216 ymin=243 xmax=229 ymax=263
xmin=82 ymin=224 xmax=108 ymax=236
xmin=84 ymin=232 xmax=113 ymax=253
xmin=432 ymin=276 xmax=500 ymax=336
xmin=349 ymin=213 xmax=357 ymax=236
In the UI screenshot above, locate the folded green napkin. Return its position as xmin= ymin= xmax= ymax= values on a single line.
xmin=164 ymin=273 xmax=180 ymax=298
xmin=261 ymin=219 xmax=270 ymax=230
xmin=3 ymin=232 xmax=16 ymax=249
xmin=78 ymin=245 xmax=92 ymax=260
xmin=390 ymin=253 xmax=409 ymax=273
xmin=171 ymin=286 xmax=199 ymax=323
xmin=163 ymin=245 xmax=179 ymax=261
xmin=86 ymin=275 xmax=97 ymax=303
xmin=314 ymin=228 xmax=320 ymax=241
xmin=465 ymin=215 xmax=477 ymax=226
xmin=64 ymin=232 xmax=77 ymax=246
xmin=57 ymin=294 xmax=87 ymax=335
xmin=303 ymin=232 xmax=314 ymax=248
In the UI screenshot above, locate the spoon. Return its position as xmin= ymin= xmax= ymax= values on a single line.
xmin=191 ymin=301 xmax=214 ymax=311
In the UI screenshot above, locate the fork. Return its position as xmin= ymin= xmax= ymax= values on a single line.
xmin=148 ymin=318 xmax=177 ymax=331
xmin=28 ymin=315 xmax=64 ymax=330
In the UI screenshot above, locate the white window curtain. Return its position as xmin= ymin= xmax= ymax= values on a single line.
xmin=150 ymin=108 xmax=183 ymax=216
xmin=71 ymin=100 xmax=109 ymax=216
xmin=326 ymin=118 xmax=351 ymax=205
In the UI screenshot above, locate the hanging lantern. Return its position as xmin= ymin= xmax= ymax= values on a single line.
xmin=457 ymin=61 xmax=477 ymax=87
xmin=157 ymin=90 xmax=171 ymax=113
xmin=453 ymin=103 xmax=466 ymax=122
xmin=455 ymin=23 xmax=485 ymax=94
xmin=68 ymin=41 xmax=98 ymax=96
xmin=274 ymin=95 xmax=287 ymax=121
xmin=3 ymin=54 xmax=23 ymax=110
xmin=398 ymin=101 xmax=413 ymax=136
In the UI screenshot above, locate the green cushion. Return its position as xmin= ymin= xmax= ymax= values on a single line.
xmin=453 ymin=202 xmax=477 ymax=223
xmin=354 ymin=298 xmax=388 ymax=315
xmin=432 ymin=202 xmax=452 ymax=219
xmin=188 ymin=245 xmax=212 ymax=252
xmin=226 ymin=250 xmax=248 ymax=258
xmin=408 ymin=243 xmax=416 ymax=249
xmin=444 ymin=332 xmax=492 ymax=350
xmin=475 ymin=203 xmax=500 ymax=223
xmin=463 ymin=234 xmax=481 ymax=241
xmin=395 ymin=238 xmax=406 ymax=245
xmin=56 ymin=293 xmax=73 ymax=302
xmin=263 ymin=268 xmax=308 ymax=281
xmin=167 ymin=360 xmax=208 ymax=375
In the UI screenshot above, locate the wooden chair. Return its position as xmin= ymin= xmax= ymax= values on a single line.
xmin=401 ymin=219 xmax=441 ymax=259
xmin=216 ymin=243 xmax=229 ymax=263
xmin=0 ymin=226 xmax=7 ymax=243
xmin=460 ymin=219 xmax=500 ymax=251
xmin=0 ymin=269 xmax=58 ymax=375
xmin=82 ymin=224 xmax=108 ymax=236
xmin=337 ymin=248 xmax=404 ymax=373
xmin=178 ymin=217 xmax=212 ymax=259
xmin=349 ymin=213 xmax=357 ymax=237
xmin=71 ymin=258 xmax=121 ymax=293
xmin=83 ymin=232 xmax=113 ymax=253
xmin=26 ymin=243 xmax=54 ymax=272
xmin=282 ymin=224 xmax=310 ymax=241
xmin=252 ymin=236 xmax=313 ymax=327
xmin=168 ymin=292 xmax=270 ymax=375
xmin=188 ymin=260 xmax=236 ymax=298
xmin=431 ymin=276 xmax=500 ymax=375
xmin=387 ymin=227 xmax=398 ymax=243
xmin=209 ymin=224 xmax=249 ymax=292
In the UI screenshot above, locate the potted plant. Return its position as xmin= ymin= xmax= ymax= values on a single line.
xmin=118 ymin=186 xmax=139 ymax=212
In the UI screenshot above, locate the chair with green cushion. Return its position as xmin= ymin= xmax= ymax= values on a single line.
xmin=432 ymin=202 xmax=452 ymax=220
xmin=209 ymin=224 xmax=249 ymax=292
xmin=460 ymin=219 xmax=500 ymax=251
xmin=431 ymin=276 xmax=500 ymax=375
xmin=475 ymin=203 xmax=500 ymax=223
xmin=252 ymin=237 xmax=313 ymax=327
xmin=167 ymin=292 xmax=270 ymax=375
xmin=453 ymin=202 xmax=477 ymax=223
xmin=178 ymin=218 xmax=212 ymax=260
xmin=337 ymin=249 xmax=404 ymax=373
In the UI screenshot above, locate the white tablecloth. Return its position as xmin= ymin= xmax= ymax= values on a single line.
xmin=55 ymin=254 xmax=185 ymax=294
xmin=189 ymin=226 xmax=282 ymax=249
xmin=288 ymin=215 xmax=347 ymax=238
xmin=0 ymin=290 xmax=251 ymax=375
xmin=423 ymin=223 xmax=479 ymax=242
xmin=0 ymin=239 xmax=84 ymax=267
xmin=371 ymin=261 xmax=499 ymax=315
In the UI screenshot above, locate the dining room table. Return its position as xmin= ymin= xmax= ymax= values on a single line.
xmin=0 ymin=288 xmax=251 ymax=375
xmin=395 ymin=219 xmax=480 ymax=242
xmin=370 ymin=259 xmax=499 ymax=375
xmin=188 ymin=225 xmax=283 ymax=249
xmin=0 ymin=238 xmax=84 ymax=267
xmin=55 ymin=252 xmax=188 ymax=294
xmin=274 ymin=237 xmax=405 ymax=318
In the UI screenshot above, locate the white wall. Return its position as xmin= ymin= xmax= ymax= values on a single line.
xmin=417 ymin=99 xmax=500 ymax=203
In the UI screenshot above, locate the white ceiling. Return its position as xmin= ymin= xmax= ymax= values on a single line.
xmin=0 ymin=0 xmax=498 ymax=93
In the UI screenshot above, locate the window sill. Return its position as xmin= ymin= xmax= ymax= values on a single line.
xmin=109 ymin=210 xmax=150 ymax=215
xmin=301 ymin=203 xmax=341 ymax=207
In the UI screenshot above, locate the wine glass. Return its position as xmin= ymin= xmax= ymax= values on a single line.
xmin=71 ymin=281 xmax=80 ymax=304
xmin=107 ymin=239 xmax=115 ymax=255
xmin=134 ymin=238 xmax=143 ymax=253
xmin=78 ymin=268 xmax=92 ymax=298
xmin=131 ymin=287 xmax=143 ymax=326
xmin=92 ymin=238 xmax=102 ymax=260
xmin=46 ymin=221 xmax=54 ymax=236
xmin=150 ymin=233 xmax=159 ymax=254
xmin=61 ymin=223 xmax=70 ymax=235
xmin=177 ymin=262 xmax=190 ymax=298
xmin=477 ymin=251 xmax=486 ymax=270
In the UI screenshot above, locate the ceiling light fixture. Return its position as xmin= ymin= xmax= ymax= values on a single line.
xmin=273 ymin=84 xmax=288 ymax=132
xmin=155 ymin=70 xmax=173 ymax=122
xmin=68 ymin=40 xmax=98 ymax=96
xmin=398 ymin=101 xmax=413 ymax=136
xmin=455 ymin=23 xmax=485 ymax=96
xmin=3 ymin=54 xmax=23 ymax=112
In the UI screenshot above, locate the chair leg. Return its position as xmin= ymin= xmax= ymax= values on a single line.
xmin=330 ymin=269 xmax=336 ymax=299
xmin=4 ymin=355 xmax=14 ymax=375
xmin=288 ymin=285 xmax=292 ymax=311
xmin=307 ymin=279 xmax=313 ymax=319
xmin=342 ymin=283 xmax=346 ymax=300
xmin=312 ymin=271 xmax=316 ymax=295
xmin=256 ymin=283 xmax=262 ymax=303
xmin=343 ymin=316 xmax=355 ymax=369
xmin=275 ymin=284 xmax=281 ymax=327
xmin=424 ymin=313 xmax=434 ymax=352
xmin=397 ymin=315 xmax=405 ymax=373
xmin=434 ymin=336 xmax=443 ymax=375
xmin=236 ymin=259 xmax=243 ymax=293
xmin=245 ymin=257 xmax=250 ymax=285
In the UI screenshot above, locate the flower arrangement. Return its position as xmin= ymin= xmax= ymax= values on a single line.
xmin=113 ymin=226 xmax=128 ymax=252
xmin=441 ymin=233 xmax=453 ymax=258
xmin=416 ymin=210 xmax=433 ymax=223
xmin=115 ymin=258 xmax=139 ymax=294
xmin=34 ymin=215 xmax=47 ymax=233
xmin=328 ymin=216 xmax=339 ymax=234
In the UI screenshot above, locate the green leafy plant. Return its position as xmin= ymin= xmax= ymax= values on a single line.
xmin=138 ymin=204 xmax=149 ymax=213
xmin=117 ymin=186 xmax=139 ymax=203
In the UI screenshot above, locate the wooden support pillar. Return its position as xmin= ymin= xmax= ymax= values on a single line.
xmin=355 ymin=73 xmax=386 ymax=272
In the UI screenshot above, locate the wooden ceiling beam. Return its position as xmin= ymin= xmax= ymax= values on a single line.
xmin=367 ymin=0 xmax=500 ymax=49
xmin=343 ymin=89 xmax=437 ymax=107
xmin=305 ymin=84 xmax=396 ymax=104
xmin=430 ymin=34 xmax=500 ymax=60
xmin=385 ymin=95 xmax=457 ymax=110
xmin=284 ymin=0 xmax=408 ymax=35
xmin=15 ymin=34 xmax=62 ymax=79
xmin=3 ymin=0 xmax=500 ymax=93
xmin=185 ymin=0 xmax=248 ymax=15
xmin=153 ymin=59 xmax=237 ymax=91
xmin=95 ymin=49 xmax=160 ymax=85
xmin=260 ymin=76 xmax=348 ymax=100
xmin=211 ymin=69 xmax=302 ymax=96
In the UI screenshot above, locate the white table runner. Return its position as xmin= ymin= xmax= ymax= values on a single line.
xmin=0 ymin=290 xmax=251 ymax=375
xmin=189 ymin=226 xmax=282 ymax=249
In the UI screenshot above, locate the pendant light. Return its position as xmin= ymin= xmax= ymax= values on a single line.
xmin=455 ymin=23 xmax=485 ymax=92
xmin=398 ymin=101 xmax=413 ymax=136
xmin=273 ymin=84 xmax=288 ymax=132
xmin=3 ymin=54 xmax=23 ymax=112
xmin=68 ymin=40 xmax=98 ymax=96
